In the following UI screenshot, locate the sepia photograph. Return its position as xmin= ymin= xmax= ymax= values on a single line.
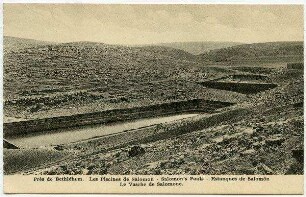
xmin=1 ymin=3 xmax=304 ymax=193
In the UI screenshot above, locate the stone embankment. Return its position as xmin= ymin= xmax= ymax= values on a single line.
xmin=200 ymin=81 xmax=277 ymax=94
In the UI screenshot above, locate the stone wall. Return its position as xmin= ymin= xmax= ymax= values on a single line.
xmin=200 ymin=81 xmax=277 ymax=94
xmin=287 ymin=63 xmax=303 ymax=70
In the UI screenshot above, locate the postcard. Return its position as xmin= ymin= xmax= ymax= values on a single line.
xmin=2 ymin=3 xmax=304 ymax=194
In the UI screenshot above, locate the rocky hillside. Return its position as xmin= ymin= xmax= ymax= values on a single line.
xmin=4 ymin=38 xmax=303 ymax=119
xmin=23 ymin=68 xmax=304 ymax=175
xmin=157 ymin=41 xmax=243 ymax=55
xmin=3 ymin=36 xmax=56 ymax=53
xmin=199 ymin=42 xmax=304 ymax=62
xmin=3 ymin=40 xmax=205 ymax=102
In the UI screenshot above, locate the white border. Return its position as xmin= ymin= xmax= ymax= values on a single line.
xmin=0 ymin=1 xmax=305 ymax=197
xmin=1 ymin=0 xmax=306 ymax=4
xmin=0 ymin=1 xmax=4 ymax=197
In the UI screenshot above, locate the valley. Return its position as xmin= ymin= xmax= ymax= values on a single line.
xmin=3 ymin=37 xmax=304 ymax=176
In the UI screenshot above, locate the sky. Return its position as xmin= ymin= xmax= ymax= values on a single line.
xmin=3 ymin=4 xmax=304 ymax=45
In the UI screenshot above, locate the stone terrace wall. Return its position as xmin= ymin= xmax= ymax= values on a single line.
xmin=287 ymin=63 xmax=303 ymax=70
xmin=200 ymin=81 xmax=277 ymax=94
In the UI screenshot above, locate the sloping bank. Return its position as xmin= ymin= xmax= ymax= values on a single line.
xmin=65 ymin=107 xmax=251 ymax=153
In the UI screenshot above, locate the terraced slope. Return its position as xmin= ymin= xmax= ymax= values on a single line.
xmin=4 ymin=39 xmax=303 ymax=120
xmin=5 ymin=39 xmax=245 ymax=119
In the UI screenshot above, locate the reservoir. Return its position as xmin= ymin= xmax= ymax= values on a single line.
xmin=7 ymin=113 xmax=199 ymax=148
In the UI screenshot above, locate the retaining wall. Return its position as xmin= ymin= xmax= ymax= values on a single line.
xmin=287 ymin=63 xmax=303 ymax=70
xmin=200 ymin=81 xmax=277 ymax=94
xmin=231 ymin=74 xmax=268 ymax=81
xmin=3 ymin=139 xmax=19 ymax=149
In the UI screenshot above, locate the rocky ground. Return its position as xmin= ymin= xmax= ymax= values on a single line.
xmin=30 ymin=104 xmax=302 ymax=175
xmin=25 ymin=68 xmax=303 ymax=176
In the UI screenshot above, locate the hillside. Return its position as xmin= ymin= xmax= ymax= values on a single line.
xmin=4 ymin=41 xmax=201 ymax=101
xmin=4 ymin=38 xmax=304 ymax=119
xmin=156 ymin=41 xmax=243 ymax=55
xmin=199 ymin=42 xmax=304 ymax=63
xmin=5 ymin=39 xmax=236 ymax=119
xmin=3 ymin=36 xmax=56 ymax=53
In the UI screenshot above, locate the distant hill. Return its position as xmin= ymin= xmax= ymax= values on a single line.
xmin=3 ymin=36 xmax=56 ymax=53
xmin=52 ymin=41 xmax=198 ymax=63
xmin=157 ymin=42 xmax=243 ymax=55
xmin=4 ymin=37 xmax=304 ymax=102
xmin=3 ymin=39 xmax=201 ymax=100
xmin=199 ymin=41 xmax=304 ymax=63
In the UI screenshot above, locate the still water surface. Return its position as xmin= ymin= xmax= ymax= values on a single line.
xmin=8 ymin=113 xmax=199 ymax=148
